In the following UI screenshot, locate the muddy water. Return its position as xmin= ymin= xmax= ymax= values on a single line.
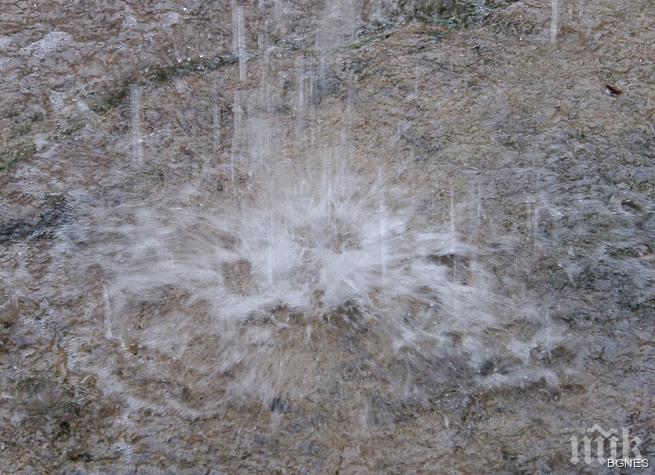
xmin=1 ymin=1 xmax=654 ymax=473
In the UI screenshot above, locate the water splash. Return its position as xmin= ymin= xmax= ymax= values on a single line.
xmin=74 ymin=129 xmax=564 ymax=407
xmin=53 ymin=7 xmax=567 ymax=408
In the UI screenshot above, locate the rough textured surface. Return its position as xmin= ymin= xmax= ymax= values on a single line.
xmin=1 ymin=1 xmax=654 ymax=473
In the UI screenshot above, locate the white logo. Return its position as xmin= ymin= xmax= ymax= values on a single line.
xmin=568 ymin=424 xmax=649 ymax=468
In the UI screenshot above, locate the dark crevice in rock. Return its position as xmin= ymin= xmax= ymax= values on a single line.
xmin=87 ymin=53 xmax=238 ymax=115
xmin=0 ymin=196 xmax=67 ymax=243
xmin=399 ymin=0 xmax=520 ymax=28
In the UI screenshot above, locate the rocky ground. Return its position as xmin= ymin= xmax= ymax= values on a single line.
xmin=1 ymin=1 xmax=654 ymax=473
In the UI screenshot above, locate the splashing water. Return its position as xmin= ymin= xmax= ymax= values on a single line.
xmin=52 ymin=3 xmax=566 ymax=409
xmin=110 ymin=162 xmax=465 ymax=322
xmin=77 ymin=138 xmax=562 ymax=407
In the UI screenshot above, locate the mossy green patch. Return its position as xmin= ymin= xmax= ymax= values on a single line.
xmin=146 ymin=55 xmax=237 ymax=83
xmin=88 ymin=54 xmax=238 ymax=115
xmin=0 ymin=140 xmax=37 ymax=172
xmin=88 ymin=80 xmax=132 ymax=115
xmin=403 ymin=0 xmax=517 ymax=28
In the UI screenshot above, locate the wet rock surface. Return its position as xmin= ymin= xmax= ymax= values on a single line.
xmin=1 ymin=0 xmax=654 ymax=473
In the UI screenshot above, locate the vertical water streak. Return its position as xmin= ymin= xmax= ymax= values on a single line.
xmin=261 ymin=47 xmax=275 ymax=287
xmin=233 ymin=3 xmax=248 ymax=81
xmin=323 ymin=147 xmax=338 ymax=250
xmin=130 ymin=85 xmax=144 ymax=163
xmin=315 ymin=0 xmax=359 ymax=91
xmin=102 ymin=283 xmax=114 ymax=340
xmin=526 ymin=199 xmax=540 ymax=243
xmin=297 ymin=58 xmax=305 ymax=113
xmin=378 ymin=166 xmax=387 ymax=288
xmin=449 ymin=189 xmax=456 ymax=252
xmin=258 ymin=45 xmax=273 ymax=171
xmin=449 ymin=189 xmax=458 ymax=282
xmin=230 ymin=91 xmax=246 ymax=228
xmin=267 ymin=207 xmax=274 ymax=287
xmin=231 ymin=0 xmax=239 ymax=54
xmin=550 ymin=0 xmax=559 ymax=44
xmin=308 ymin=65 xmax=316 ymax=149
xmin=472 ymin=185 xmax=482 ymax=272
xmin=212 ymin=103 xmax=221 ymax=156
xmin=294 ymin=56 xmax=307 ymax=152
xmin=102 ymin=284 xmax=126 ymax=351
xmin=230 ymin=91 xmax=243 ymax=185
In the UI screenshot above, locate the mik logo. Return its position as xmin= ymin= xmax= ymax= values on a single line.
xmin=569 ymin=424 xmax=645 ymax=466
